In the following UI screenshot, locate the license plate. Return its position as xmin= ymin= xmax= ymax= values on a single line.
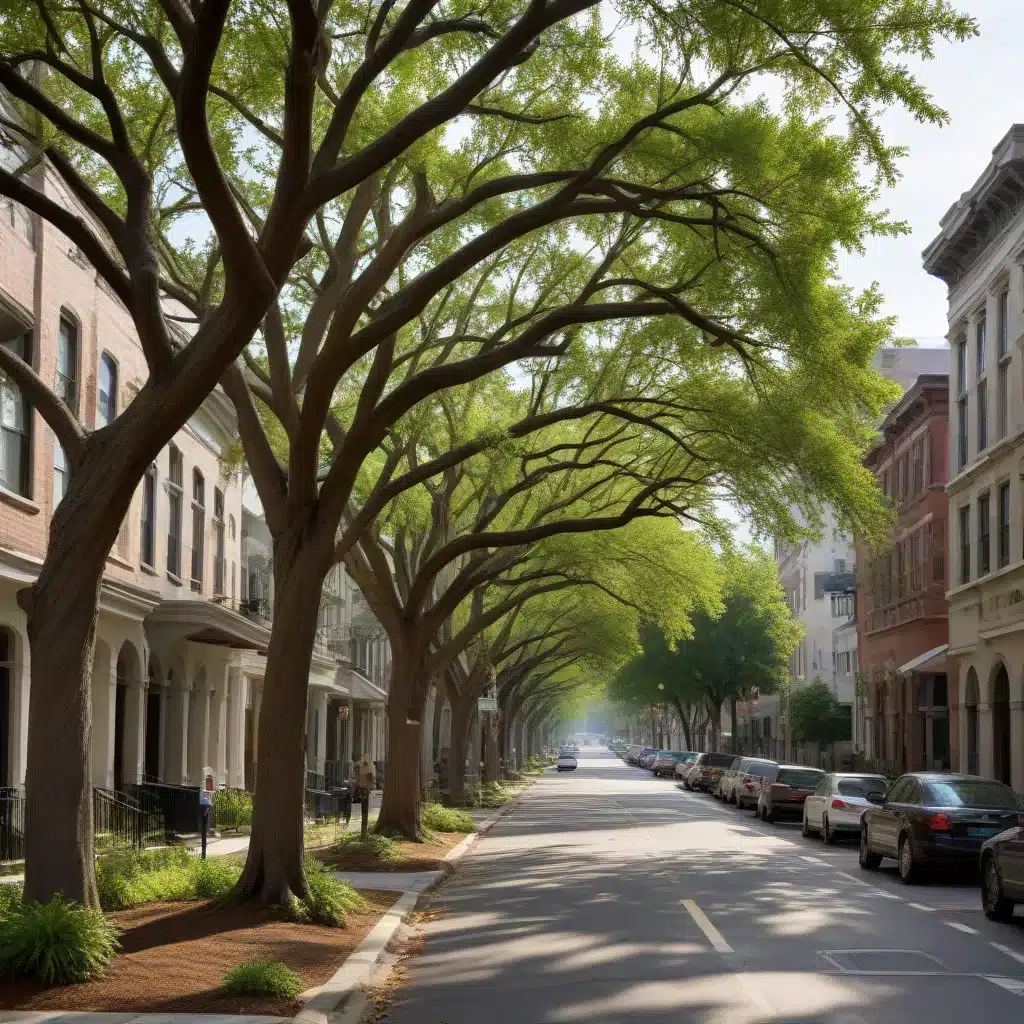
xmin=967 ymin=826 xmax=1001 ymax=838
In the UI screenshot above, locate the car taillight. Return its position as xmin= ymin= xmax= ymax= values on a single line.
xmin=744 ymin=779 xmax=754 ymax=790
xmin=929 ymin=812 xmax=951 ymax=832
xmin=831 ymin=798 xmax=849 ymax=810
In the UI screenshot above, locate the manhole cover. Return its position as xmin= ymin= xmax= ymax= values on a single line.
xmin=820 ymin=949 xmax=948 ymax=974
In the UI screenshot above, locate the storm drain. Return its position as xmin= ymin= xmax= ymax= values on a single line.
xmin=818 ymin=949 xmax=949 ymax=975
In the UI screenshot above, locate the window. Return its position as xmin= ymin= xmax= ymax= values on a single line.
xmin=998 ymin=290 xmax=1009 ymax=358
xmin=191 ymin=469 xmax=205 ymax=590
xmin=167 ymin=446 xmax=183 ymax=577
xmin=1 ymin=332 xmax=31 ymax=496
xmin=911 ymin=439 xmax=923 ymax=496
xmin=998 ymin=361 xmax=1009 ymax=440
xmin=141 ymin=464 xmax=157 ymax=567
xmin=56 ymin=316 xmax=78 ymax=414
xmin=53 ymin=442 xmax=67 ymax=508
xmin=959 ymin=505 xmax=970 ymax=585
xmin=999 ymin=481 xmax=1011 ymax=568
xmin=978 ymin=493 xmax=991 ymax=577
xmin=957 ymin=398 xmax=968 ymax=469
xmin=957 ymin=339 xmax=967 ymax=395
xmin=978 ymin=378 xmax=988 ymax=452
xmin=213 ymin=487 xmax=225 ymax=594
xmin=977 ymin=316 xmax=987 ymax=377
xmin=97 ymin=353 xmax=117 ymax=426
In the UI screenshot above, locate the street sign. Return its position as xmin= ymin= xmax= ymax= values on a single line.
xmin=199 ymin=789 xmax=213 ymax=806
xmin=478 ymin=696 xmax=498 ymax=712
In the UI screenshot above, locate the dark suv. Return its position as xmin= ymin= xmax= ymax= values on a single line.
xmin=689 ymin=752 xmax=739 ymax=793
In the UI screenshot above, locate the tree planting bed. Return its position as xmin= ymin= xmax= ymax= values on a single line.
xmin=316 ymin=831 xmax=464 ymax=872
xmin=0 ymin=890 xmax=397 ymax=1016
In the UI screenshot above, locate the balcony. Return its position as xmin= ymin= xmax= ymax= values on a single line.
xmin=866 ymin=590 xmax=947 ymax=635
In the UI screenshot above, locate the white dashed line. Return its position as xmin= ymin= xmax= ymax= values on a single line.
xmin=991 ymin=942 xmax=1024 ymax=966
xmin=801 ymin=855 xmax=828 ymax=866
xmin=945 ymin=920 xmax=979 ymax=935
xmin=681 ymin=899 xmax=733 ymax=953
xmin=836 ymin=871 xmax=870 ymax=886
xmin=907 ymin=902 xmax=936 ymax=912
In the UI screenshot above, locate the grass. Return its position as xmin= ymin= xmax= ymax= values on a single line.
xmin=421 ymin=804 xmax=476 ymax=833
xmin=287 ymin=858 xmax=368 ymax=927
xmin=0 ymin=882 xmax=22 ymax=915
xmin=211 ymin=789 xmax=253 ymax=832
xmin=328 ymin=831 xmax=398 ymax=862
xmin=95 ymin=846 xmax=241 ymax=911
xmin=222 ymin=959 xmax=304 ymax=999
xmin=0 ymin=895 xmax=120 ymax=984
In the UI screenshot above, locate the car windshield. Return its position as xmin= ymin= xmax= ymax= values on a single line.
xmin=837 ymin=777 xmax=888 ymax=797
xmin=747 ymin=762 xmax=776 ymax=777
xmin=777 ymin=769 xmax=825 ymax=788
xmin=924 ymin=780 xmax=1020 ymax=808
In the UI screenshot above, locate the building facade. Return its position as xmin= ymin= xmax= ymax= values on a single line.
xmin=0 ymin=140 xmax=389 ymax=802
xmin=924 ymin=124 xmax=1024 ymax=792
xmin=856 ymin=374 xmax=952 ymax=773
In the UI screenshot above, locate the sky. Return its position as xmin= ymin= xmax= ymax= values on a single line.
xmin=833 ymin=0 xmax=1020 ymax=345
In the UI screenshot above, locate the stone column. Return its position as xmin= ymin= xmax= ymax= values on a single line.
xmin=164 ymin=683 xmax=191 ymax=785
xmin=345 ymin=699 xmax=355 ymax=775
xmin=1010 ymin=701 xmax=1024 ymax=794
xmin=314 ymin=690 xmax=329 ymax=774
xmin=959 ymin=702 xmax=970 ymax=773
xmin=157 ymin=685 xmax=169 ymax=782
xmin=90 ymin=645 xmax=117 ymax=789
xmin=214 ymin=688 xmax=229 ymax=786
xmin=122 ymin=678 xmax=148 ymax=787
xmin=188 ymin=683 xmax=213 ymax=782
xmin=10 ymin=637 xmax=30 ymax=790
xmin=227 ymin=667 xmax=246 ymax=789
xmin=978 ymin=701 xmax=994 ymax=779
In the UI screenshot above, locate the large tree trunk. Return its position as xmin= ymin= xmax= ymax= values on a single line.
xmin=672 ymin=699 xmax=693 ymax=751
xmin=483 ymin=715 xmax=500 ymax=783
xmin=22 ymin=539 xmax=108 ymax=907
xmin=376 ymin=652 xmax=425 ymax=839
xmin=234 ymin=544 xmax=325 ymax=904
xmin=446 ymin=692 xmax=473 ymax=805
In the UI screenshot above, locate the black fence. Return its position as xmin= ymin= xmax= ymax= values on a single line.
xmin=130 ymin=782 xmax=203 ymax=838
xmin=0 ymin=788 xmax=24 ymax=866
xmin=92 ymin=786 xmax=160 ymax=852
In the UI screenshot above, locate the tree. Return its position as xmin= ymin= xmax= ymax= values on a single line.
xmin=0 ymin=0 xmax=974 ymax=904
xmin=608 ymin=547 xmax=800 ymax=748
xmin=789 ymin=677 xmax=851 ymax=753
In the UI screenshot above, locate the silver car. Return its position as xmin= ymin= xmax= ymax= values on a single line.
xmin=802 ymin=772 xmax=888 ymax=843
xmin=721 ymin=757 xmax=768 ymax=804
xmin=735 ymin=758 xmax=778 ymax=809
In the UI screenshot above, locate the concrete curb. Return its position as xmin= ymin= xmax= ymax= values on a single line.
xmin=295 ymin=888 xmax=418 ymax=1024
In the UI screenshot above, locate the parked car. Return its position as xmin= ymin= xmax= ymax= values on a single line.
xmin=675 ymin=755 xmax=701 ymax=784
xmin=632 ymin=747 xmax=658 ymax=767
xmin=653 ymin=751 xmax=695 ymax=777
xmin=639 ymin=749 xmax=664 ymax=769
xmin=735 ymin=759 xmax=779 ymax=809
xmin=624 ymin=745 xmax=644 ymax=764
xmin=720 ymin=757 xmax=773 ymax=804
xmin=802 ymin=773 xmax=888 ymax=844
xmin=860 ymin=773 xmax=1023 ymax=883
xmin=757 ymin=765 xmax=826 ymax=822
xmin=556 ymin=749 xmax=578 ymax=771
xmin=980 ymin=819 xmax=1024 ymax=921
xmin=688 ymin=752 xmax=739 ymax=792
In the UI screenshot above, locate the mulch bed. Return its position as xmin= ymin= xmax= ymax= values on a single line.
xmin=317 ymin=831 xmax=465 ymax=872
xmin=0 ymin=890 xmax=398 ymax=1017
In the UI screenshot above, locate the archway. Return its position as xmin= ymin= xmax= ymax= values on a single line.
xmin=991 ymin=663 xmax=1011 ymax=785
xmin=965 ymin=667 xmax=980 ymax=776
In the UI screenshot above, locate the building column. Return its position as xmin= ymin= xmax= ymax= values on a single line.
xmin=157 ymin=684 xmax=169 ymax=782
xmin=313 ymin=690 xmax=329 ymax=774
xmin=1010 ymin=701 xmax=1024 ymax=794
xmin=959 ymin=701 xmax=970 ymax=773
xmin=90 ymin=645 xmax=117 ymax=789
xmin=164 ymin=683 xmax=191 ymax=785
xmin=10 ymin=635 xmax=29 ymax=790
xmin=978 ymin=701 xmax=994 ymax=779
xmin=122 ymin=678 xmax=148 ymax=787
xmin=345 ymin=699 xmax=355 ymax=773
xmin=188 ymin=683 xmax=213 ymax=782
xmin=227 ymin=667 xmax=246 ymax=789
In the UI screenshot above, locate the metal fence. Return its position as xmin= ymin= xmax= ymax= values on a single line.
xmin=0 ymin=788 xmax=24 ymax=868
xmin=92 ymin=786 xmax=160 ymax=852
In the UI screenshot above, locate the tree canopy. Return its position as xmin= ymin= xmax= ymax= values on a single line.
xmin=789 ymin=677 xmax=851 ymax=748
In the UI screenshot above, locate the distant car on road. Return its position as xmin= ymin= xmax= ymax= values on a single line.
xmin=758 ymin=765 xmax=826 ymax=823
xmin=980 ymin=819 xmax=1024 ymax=921
xmin=556 ymin=749 xmax=578 ymax=771
xmin=687 ymin=752 xmax=738 ymax=792
xmin=802 ymin=773 xmax=888 ymax=844
xmin=860 ymin=773 xmax=1022 ymax=883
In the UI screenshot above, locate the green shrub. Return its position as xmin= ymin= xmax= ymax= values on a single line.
xmin=222 ymin=959 xmax=303 ymax=999
xmin=212 ymin=789 xmax=253 ymax=831
xmin=0 ymin=883 xmax=22 ymax=915
xmin=474 ymin=782 xmax=509 ymax=808
xmin=289 ymin=858 xmax=367 ymax=927
xmin=95 ymin=847 xmax=240 ymax=910
xmin=0 ymin=895 xmax=120 ymax=984
xmin=332 ymin=831 xmax=398 ymax=861
xmin=421 ymin=804 xmax=475 ymax=833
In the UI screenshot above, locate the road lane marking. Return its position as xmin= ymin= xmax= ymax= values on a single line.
xmin=680 ymin=899 xmax=733 ymax=953
xmin=801 ymin=855 xmax=828 ymax=865
xmin=908 ymin=902 xmax=936 ymax=912
xmin=991 ymin=942 xmax=1024 ymax=966
xmin=986 ymin=976 xmax=1024 ymax=996
xmin=835 ymin=871 xmax=870 ymax=887
xmin=945 ymin=921 xmax=978 ymax=934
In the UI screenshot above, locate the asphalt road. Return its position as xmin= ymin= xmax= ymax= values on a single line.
xmin=382 ymin=749 xmax=1024 ymax=1023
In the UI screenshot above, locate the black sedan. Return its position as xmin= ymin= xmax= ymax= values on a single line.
xmin=859 ymin=773 xmax=1022 ymax=883
xmin=980 ymin=819 xmax=1024 ymax=921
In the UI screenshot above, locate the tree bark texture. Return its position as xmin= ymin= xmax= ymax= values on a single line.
xmin=22 ymin=539 xmax=108 ymax=906
xmin=234 ymin=544 xmax=326 ymax=905
xmin=375 ymin=649 xmax=426 ymax=838
xmin=446 ymin=691 xmax=474 ymax=806
xmin=483 ymin=715 xmax=500 ymax=783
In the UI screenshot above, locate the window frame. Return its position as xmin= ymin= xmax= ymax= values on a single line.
xmin=191 ymin=469 xmax=205 ymax=590
xmin=978 ymin=492 xmax=991 ymax=577
xmin=97 ymin=351 xmax=118 ymax=426
xmin=141 ymin=463 xmax=157 ymax=568
xmin=166 ymin=445 xmax=183 ymax=579
xmin=959 ymin=505 xmax=971 ymax=585
xmin=1 ymin=331 xmax=32 ymax=497
xmin=978 ymin=376 xmax=988 ymax=453
xmin=999 ymin=480 xmax=1011 ymax=569
xmin=55 ymin=313 xmax=79 ymax=416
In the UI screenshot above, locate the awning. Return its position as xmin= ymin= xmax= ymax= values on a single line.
xmin=146 ymin=599 xmax=271 ymax=652
xmin=898 ymin=644 xmax=949 ymax=675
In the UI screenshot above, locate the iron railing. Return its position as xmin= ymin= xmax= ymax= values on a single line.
xmin=131 ymin=781 xmax=203 ymax=838
xmin=92 ymin=786 xmax=159 ymax=852
xmin=0 ymin=788 xmax=25 ymax=867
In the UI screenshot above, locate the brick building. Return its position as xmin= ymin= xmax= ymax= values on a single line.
xmin=857 ymin=374 xmax=952 ymax=773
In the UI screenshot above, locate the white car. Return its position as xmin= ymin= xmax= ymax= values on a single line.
xmin=556 ymin=751 xmax=578 ymax=771
xmin=802 ymin=772 xmax=888 ymax=843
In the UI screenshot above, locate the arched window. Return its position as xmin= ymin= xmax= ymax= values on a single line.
xmin=1 ymin=332 xmax=31 ymax=496
xmin=98 ymin=352 xmax=117 ymax=426
xmin=56 ymin=315 xmax=78 ymax=414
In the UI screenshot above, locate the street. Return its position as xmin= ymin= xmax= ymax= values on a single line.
xmin=383 ymin=749 xmax=1024 ymax=1023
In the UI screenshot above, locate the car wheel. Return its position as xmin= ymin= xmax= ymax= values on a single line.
xmin=859 ymin=826 xmax=882 ymax=870
xmin=823 ymin=816 xmax=837 ymax=846
xmin=898 ymin=834 xmax=918 ymax=884
xmin=802 ymin=812 xmax=811 ymax=838
xmin=982 ymin=853 xmax=1015 ymax=922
